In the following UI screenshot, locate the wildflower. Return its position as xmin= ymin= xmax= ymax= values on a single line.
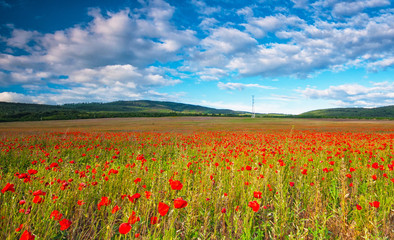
xmin=174 ymin=197 xmax=188 ymax=209
xmin=170 ymin=180 xmax=183 ymax=190
xmin=1 ymin=183 xmax=15 ymax=193
xmin=119 ymin=223 xmax=131 ymax=234
xmin=15 ymin=223 xmax=23 ymax=232
xmin=150 ymin=216 xmax=158 ymax=224
xmin=369 ymin=201 xmax=380 ymax=208
xmin=128 ymin=211 xmax=140 ymax=224
xmin=253 ymin=191 xmax=262 ymax=199
xmin=59 ymin=219 xmax=72 ymax=230
xmin=19 ymin=230 xmax=35 ymax=240
xmin=97 ymin=196 xmax=110 ymax=210
xmin=32 ymin=196 xmax=44 ymax=204
xmin=112 ymin=205 xmax=121 ymax=214
xmin=158 ymin=202 xmax=170 ymax=216
xmin=248 ymin=201 xmax=260 ymax=212
xmin=50 ymin=210 xmax=62 ymax=221
xmin=128 ymin=193 xmax=141 ymax=203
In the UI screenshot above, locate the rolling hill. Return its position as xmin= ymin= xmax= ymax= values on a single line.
xmin=0 ymin=100 xmax=247 ymax=122
xmin=0 ymin=101 xmax=393 ymax=122
xmin=299 ymin=105 xmax=394 ymax=119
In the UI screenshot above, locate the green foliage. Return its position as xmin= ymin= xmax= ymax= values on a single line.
xmin=0 ymin=101 xmax=249 ymax=122
xmin=299 ymin=105 xmax=394 ymax=119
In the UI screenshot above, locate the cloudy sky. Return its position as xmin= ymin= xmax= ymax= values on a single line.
xmin=0 ymin=0 xmax=393 ymax=114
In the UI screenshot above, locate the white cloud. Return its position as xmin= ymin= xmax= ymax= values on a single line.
xmin=368 ymin=57 xmax=394 ymax=70
xmin=332 ymin=0 xmax=390 ymax=17
xmin=226 ymin=12 xmax=394 ymax=78
xmin=191 ymin=0 xmax=221 ymax=15
xmin=1 ymin=0 xmax=197 ymax=75
xmin=0 ymin=0 xmax=194 ymax=104
xmin=218 ymin=82 xmax=276 ymax=91
xmin=242 ymin=14 xmax=305 ymax=38
xmin=300 ymin=82 xmax=394 ymax=107
xmin=291 ymin=0 xmax=309 ymax=9
xmin=201 ymin=27 xmax=257 ymax=54
xmin=0 ymin=92 xmax=36 ymax=103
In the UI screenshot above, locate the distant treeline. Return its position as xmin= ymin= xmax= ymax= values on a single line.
xmin=0 ymin=101 xmax=393 ymax=122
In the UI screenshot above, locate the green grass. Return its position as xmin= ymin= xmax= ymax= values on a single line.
xmin=0 ymin=118 xmax=393 ymax=239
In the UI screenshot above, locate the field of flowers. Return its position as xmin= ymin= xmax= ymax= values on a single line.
xmin=0 ymin=118 xmax=393 ymax=239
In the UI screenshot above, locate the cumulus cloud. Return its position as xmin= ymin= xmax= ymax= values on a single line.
xmin=191 ymin=0 xmax=221 ymax=15
xmin=0 ymin=92 xmax=36 ymax=103
xmin=0 ymin=0 xmax=194 ymax=104
xmin=242 ymin=14 xmax=305 ymax=38
xmin=218 ymin=82 xmax=276 ymax=90
xmin=332 ymin=0 xmax=390 ymax=17
xmin=201 ymin=27 xmax=257 ymax=54
xmin=300 ymin=82 xmax=394 ymax=107
xmin=226 ymin=12 xmax=394 ymax=78
xmin=1 ymin=0 xmax=197 ymax=73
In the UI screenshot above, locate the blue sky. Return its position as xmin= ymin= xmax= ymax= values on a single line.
xmin=0 ymin=0 xmax=393 ymax=114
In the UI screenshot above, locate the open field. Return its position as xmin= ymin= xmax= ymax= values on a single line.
xmin=1 ymin=117 xmax=394 ymax=133
xmin=1 ymin=117 xmax=393 ymax=239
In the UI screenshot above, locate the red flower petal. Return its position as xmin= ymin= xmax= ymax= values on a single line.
xmin=119 ymin=223 xmax=131 ymax=234
xmin=174 ymin=197 xmax=188 ymax=209
xmin=158 ymin=202 xmax=170 ymax=216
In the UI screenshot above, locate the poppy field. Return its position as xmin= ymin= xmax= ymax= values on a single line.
xmin=0 ymin=117 xmax=393 ymax=239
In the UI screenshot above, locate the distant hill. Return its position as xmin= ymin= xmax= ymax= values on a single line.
xmin=0 ymin=100 xmax=247 ymax=122
xmin=62 ymin=100 xmax=243 ymax=114
xmin=1 ymin=101 xmax=393 ymax=122
xmin=299 ymin=105 xmax=394 ymax=119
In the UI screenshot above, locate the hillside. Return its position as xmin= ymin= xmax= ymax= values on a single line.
xmin=62 ymin=100 xmax=242 ymax=114
xmin=299 ymin=105 xmax=394 ymax=119
xmin=0 ymin=100 xmax=246 ymax=122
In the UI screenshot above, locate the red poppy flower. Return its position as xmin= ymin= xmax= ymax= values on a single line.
xmin=372 ymin=175 xmax=377 ymax=181
xmin=134 ymin=178 xmax=141 ymax=183
xmin=112 ymin=205 xmax=121 ymax=214
xmin=128 ymin=211 xmax=140 ymax=224
xmin=248 ymin=201 xmax=260 ymax=212
xmin=170 ymin=180 xmax=183 ymax=190
xmin=15 ymin=223 xmax=23 ymax=232
xmin=289 ymin=182 xmax=295 ymax=187
xmin=145 ymin=191 xmax=151 ymax=199
xmin=19 ymin=230 xmax=35 ymax=240
xmin=174 ymin=197 xmax=188 ymax=209
xmin=221 ymin=208 xmax=226 ymax=213
xmin=119 ymin=223 xmax=131 ymax=234
xmin=1 ymin=183 xmax=15 ymax=193
xmin=150 ymin=216 xmax=158 ymax=224
xmin=59 ymin=219 xmax=72 ymax=231
xmin=97 ymin=196 xmax=110 ymax=210
xmin=369 ymin=201 xmax=380 ymax=208
xmin=33 ymin=190 xmax=46 ymax=196
xmin=77 ymin=200 xmax=85 ymax=206
xmin=33 ymin=195 xmax=44 ymax=204
xmin=253 ymin=191 xmax=262 ymax=199
xmin=158 ymin=202 xmax=170 ymax=216
xmin=28 ymin=169 xmax=38 ymax=175
xmin=356 ymin=204 xmax=362 ymax=210
xmin=127 ymin=193 xmax=141 ymax=203
xmin=50 ymin=210 xmax=63 ymax=221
